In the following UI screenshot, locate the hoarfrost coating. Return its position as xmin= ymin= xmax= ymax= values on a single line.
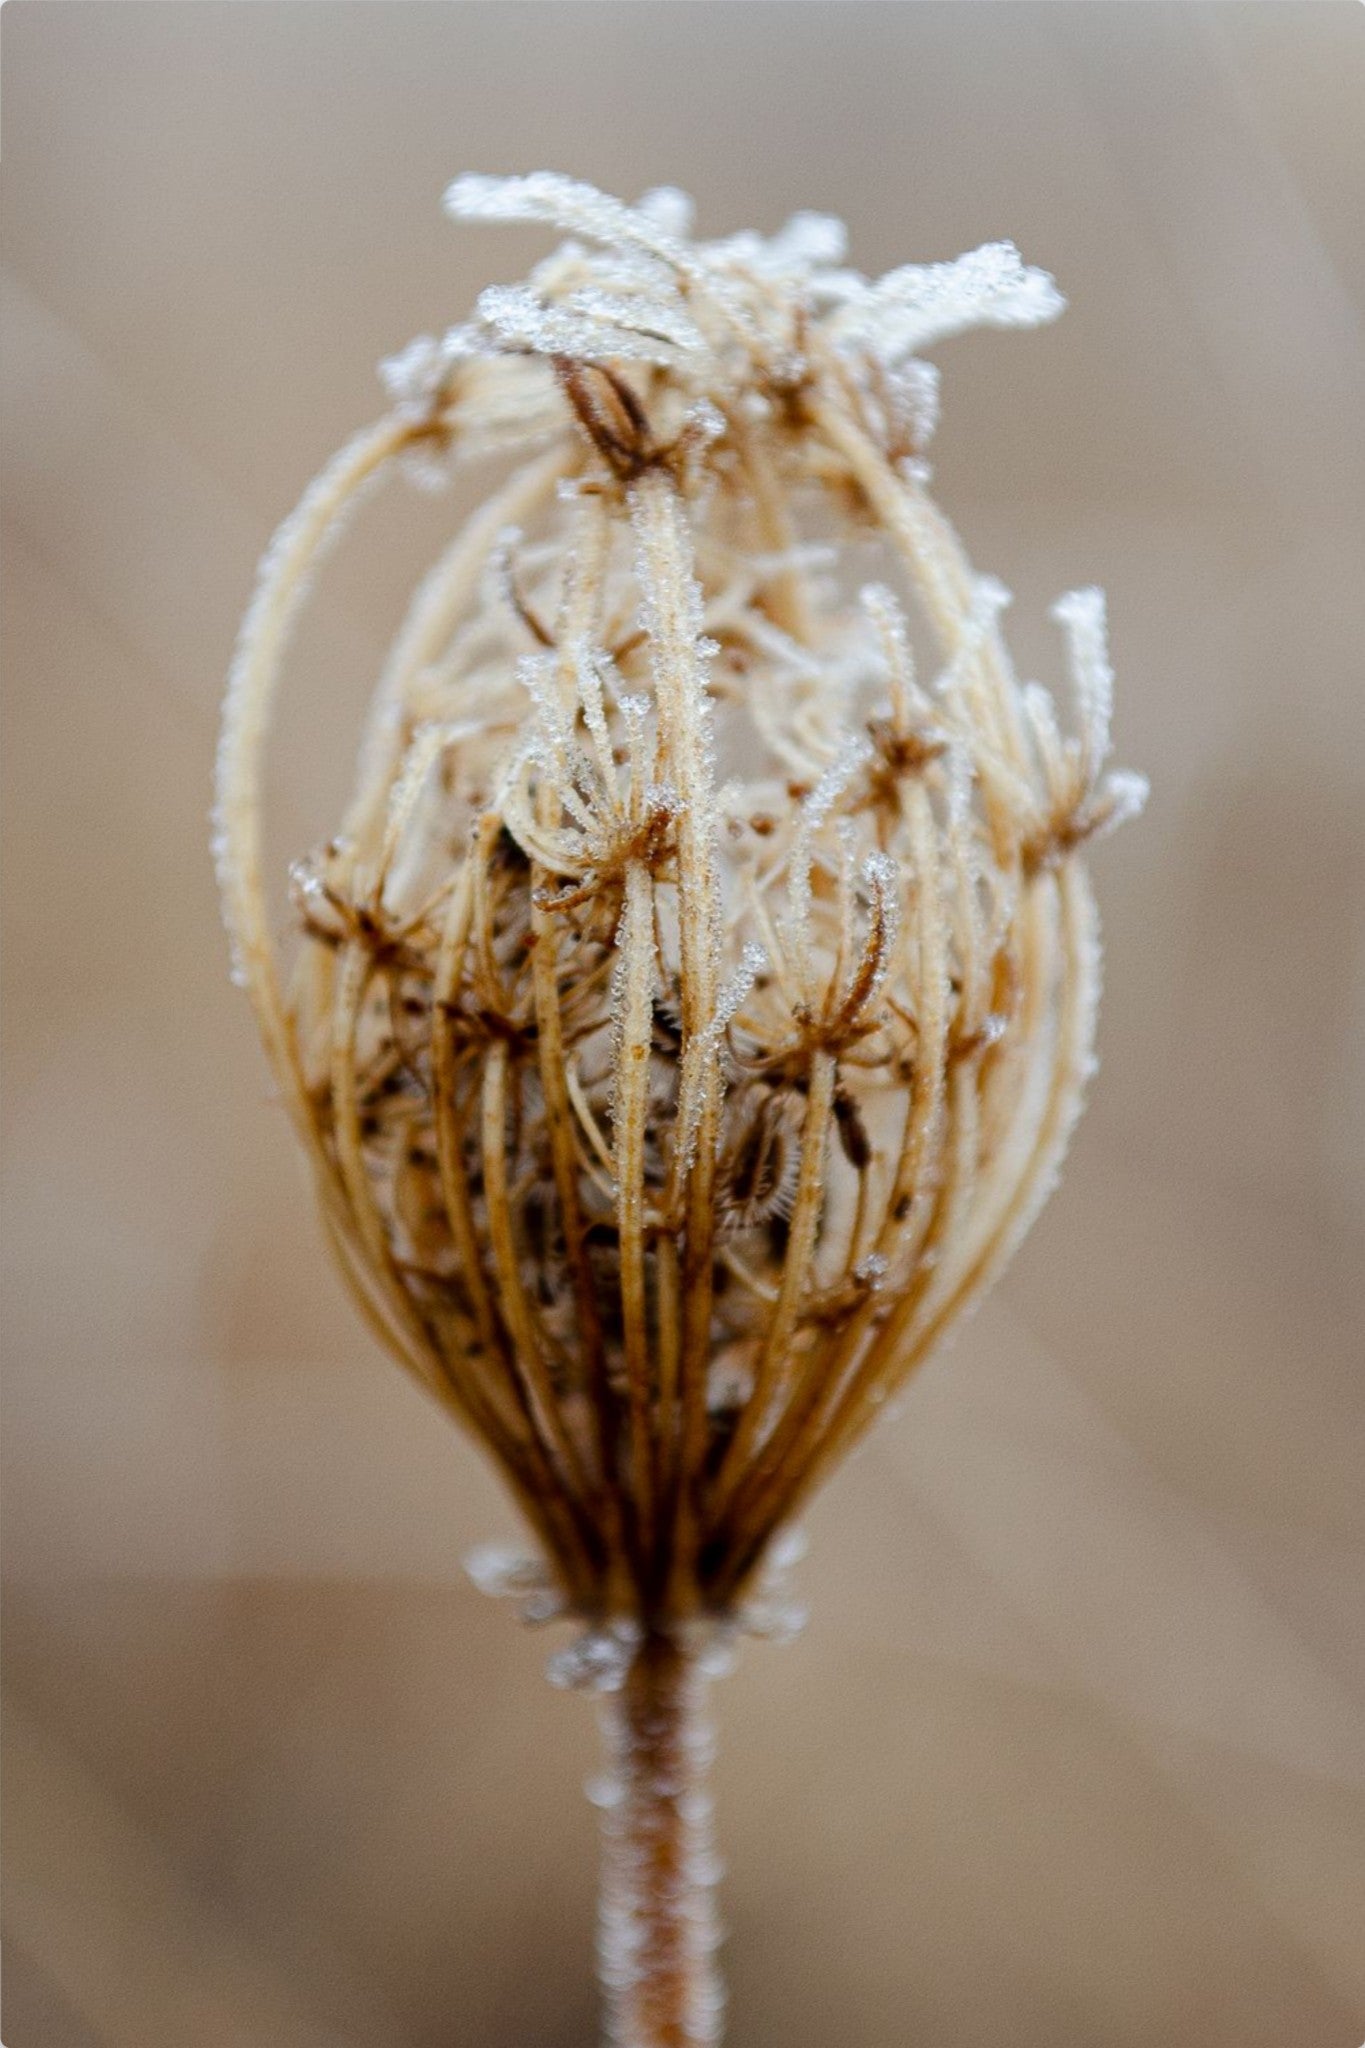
xmin=215 ymin=166 xmax=1145 ymax=1641
xmin=215 ymin=170 xmax=1145 ymax=2048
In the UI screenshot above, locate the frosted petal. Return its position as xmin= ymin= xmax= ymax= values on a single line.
xmin=446 ymin=172 xmax=686 ymax=271
xmin=377 ymin=325 xmax=476 ymax=420
xmin=477 ymin=283 xmax=697 ymax=366
xmin=1091 ymin=768 xmax=1150 ymax=836
xmin=1052 ymin=586 xmax=1114 ymax=781
xmin=838 ymin=241 xmax=1064 ymax=359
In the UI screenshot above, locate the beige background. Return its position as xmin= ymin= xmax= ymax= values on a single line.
xmin=3 ymin=4 xmax=1364 ymax=2044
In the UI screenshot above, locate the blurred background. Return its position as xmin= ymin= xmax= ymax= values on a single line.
xmin=3 ymin=4 xmax=1363 ymax=2044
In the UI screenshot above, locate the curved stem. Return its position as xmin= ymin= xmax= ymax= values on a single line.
xmin=597 ymin=1635 xmax=723 ymax=2048
xmin=216 ymin=414 xmax=410 ymax=1110
xmin=808 ymin=387 xmax=1032 ymax=778
xmin=347 ymin=443 xmax=572 ymax=848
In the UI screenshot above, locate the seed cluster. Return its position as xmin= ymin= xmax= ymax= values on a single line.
xmin=216 ymin=176 xmax=1144 ymax=1637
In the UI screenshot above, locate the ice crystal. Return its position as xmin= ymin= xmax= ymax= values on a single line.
xmin=465 ymin=1543 xmax=569 ymax=1623
xmin=548 ymin=1622 xmax=644 ymax=1694
xmin=636 ymin=185 xmax=696 ymax=240
xmin=377 ymin=327 xmax=473 ymax=421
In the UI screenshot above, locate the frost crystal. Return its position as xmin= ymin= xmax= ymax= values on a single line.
xmin=1092 ymin=767 xmax=1151 ymax=837
xmin=378 ymin=328 xmax=473 ymax=421
xmin=548 ymin=1622 xmax=644 ymax=1694
xmin=464 ymin=1542 xmax=550 ymax=1597
xmin=636 ymin=185 xmax=696 ymax=240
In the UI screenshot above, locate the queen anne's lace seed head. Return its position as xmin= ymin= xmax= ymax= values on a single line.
xmin=215 ymin=174 xmax=1144 ymax=1635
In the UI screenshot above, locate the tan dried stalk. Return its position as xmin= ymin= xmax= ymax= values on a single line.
xmin=215 ymin=175 xmax=1145 ymax=2047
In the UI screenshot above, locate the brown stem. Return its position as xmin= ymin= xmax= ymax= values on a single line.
xmin=597 ymin=1635 xmax=723 ymax=2047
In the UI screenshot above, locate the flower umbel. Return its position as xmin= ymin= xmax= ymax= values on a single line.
xmin=215 ymin=175 xmax=1144 ymax=2048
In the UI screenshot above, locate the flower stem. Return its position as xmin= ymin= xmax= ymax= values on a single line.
xmin=597 ymin=1634 xmax=723 ymax=2047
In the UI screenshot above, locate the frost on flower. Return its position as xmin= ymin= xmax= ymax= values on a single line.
xmin=217 ymin=171 xmax=1145 ymax=2048
xmin=217 ymin=166 xmax=1144 ymax=1641
xmin=438 ymin=174 xmax=1064 ymax=463
xmin=378 ymin=329 xmax=473 ymax=421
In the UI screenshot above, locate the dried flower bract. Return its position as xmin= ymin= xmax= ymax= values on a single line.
xmin=216 ymin=175 xmax=1144 ymax=2047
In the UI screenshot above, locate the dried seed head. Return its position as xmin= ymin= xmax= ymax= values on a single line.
xmin=215 ymin=175 xmax=1144 ymax=1630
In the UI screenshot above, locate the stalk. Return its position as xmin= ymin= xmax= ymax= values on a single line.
xmin=596 ymin=1636 xmax=723 ymax=2048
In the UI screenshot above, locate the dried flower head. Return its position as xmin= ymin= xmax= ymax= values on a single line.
xmin=217 ymin=173 xmax=1146 ymax=2046
xmin=216 ymin=175 xmax=1144 ymax=1650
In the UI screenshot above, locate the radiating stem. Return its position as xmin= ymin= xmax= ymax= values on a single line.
xmin=710 ymin=1048 xmax=835 ymax=1512
xmin=627 ymin=469 xmax=722 ymax=1600
xmin=597 ymin=1636 xmax=723 ymax=2048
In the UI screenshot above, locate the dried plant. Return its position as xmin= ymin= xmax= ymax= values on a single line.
xmin=215 ymin=175 xmax=1145 ymax=2047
